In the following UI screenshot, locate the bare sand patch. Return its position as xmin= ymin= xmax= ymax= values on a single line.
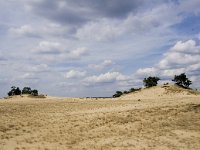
xmin=0 ymin=86 xmax=200 ymax=149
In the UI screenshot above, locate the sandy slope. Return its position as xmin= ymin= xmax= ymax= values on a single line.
xmin=0 ymin=86 xmax=200 ymax=150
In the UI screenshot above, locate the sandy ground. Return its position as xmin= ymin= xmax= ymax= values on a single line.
xmin=0 ymin=86 xmax=200 ymax=150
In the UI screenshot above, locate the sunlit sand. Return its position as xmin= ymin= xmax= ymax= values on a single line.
xmin=0 ymin=85 xmax=200 ymax=150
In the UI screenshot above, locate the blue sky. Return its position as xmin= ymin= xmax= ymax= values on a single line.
xmin=0 ymin=0 xmax=200 ymax=97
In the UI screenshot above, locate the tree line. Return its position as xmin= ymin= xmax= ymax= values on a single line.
xmin=113 ymin=73 xmax=192 ymax=98
xmin=8 ymin=86 xmax=39 ymax=96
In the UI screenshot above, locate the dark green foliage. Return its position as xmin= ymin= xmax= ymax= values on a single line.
xmin=113 ymin=91 xmax=123 ymax=98
xmin=31 ymin=89 xmax=38 ymax=96
xmin=172 ymin=73 xmax=192 ymax=88
xmin=7 ymin=86 xmax=39 ymax=97
xmin=22 ymin=87 xmax=32 ymax=94
xmin=15 ymin=87 xmax=21 ymax=95
xmin=117 ymin=88 xmax=141 ymax=96
xmin=123 ymin=91 xmax=129 ymax=94
xmin=7 ymin=91 xmax=13 ymax=96
xmin=143 ymin=76 xmax=160 ymax=88
xmin=129 ymin=88 xmax=138 ymax=93
xmin=7 ymin=86 xmax=21 ymax=96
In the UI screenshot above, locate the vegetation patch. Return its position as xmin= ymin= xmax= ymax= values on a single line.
xmin=28 ymin=94 xmax=46 ymax=99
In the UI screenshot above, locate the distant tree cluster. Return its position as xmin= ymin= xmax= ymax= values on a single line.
xmin=113 ymin=88 xmax=141 ymax=98
xmin=8 ymin=86 xmax=38 ymax=96
xmin=112 ymin=73 xmax=192 ymax=98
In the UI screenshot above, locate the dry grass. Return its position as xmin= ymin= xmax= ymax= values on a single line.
xmin=27 ymin=94 xmax=46 ymax=99
xmin=0 ymin=87 xmax=200 ymax=150
xmin=164 ymin=85 xmax=200 ymax=95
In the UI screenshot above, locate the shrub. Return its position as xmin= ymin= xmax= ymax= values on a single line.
xmin=123 ymin=91 xmax=129 ymax=94
xmin=14 ymin=87 xmax=21 ymax=95
xmin=8 ymin=91 xmax=13 ymax=96
xmin=143 ymin=76 xmax=160 ymax=88
xmin=129 ymin=88 xmax=141 ymax=92
xmin=22 ymin=87 xmax=32 ymax=94
xmin=113 ymin=91 xmax=123 ymax=98
xmin=31 ymin=89 xmax=38 ymax=96
xmin=7 ymin=86 xmax=21 ymax=96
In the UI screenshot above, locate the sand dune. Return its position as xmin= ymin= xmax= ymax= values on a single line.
xmin=0 ymin=85 xmax=200 ymax=150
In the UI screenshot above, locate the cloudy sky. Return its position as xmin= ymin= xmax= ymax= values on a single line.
xmin=0 ymin=0 xmax=200 ymax=97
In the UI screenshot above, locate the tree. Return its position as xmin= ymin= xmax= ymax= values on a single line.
xmin=7 ymin=86 xmax=40 ymax=97
xmin=172 ymin=73 xmax=192 ymax=88
xmin=22 ymin=87 xmax=32 ymax=94
xmin=31 ymin=89 xmax=38 ymax=96
xmin=7 ymin=86 xmax=21 ymax=96
xmin=113 ymin=91 xmax=123 ymax=98
xmin=14 ymin=87 xmax=21 ymax=95
xmin=143 ymin=76 xmax=160 ymax=88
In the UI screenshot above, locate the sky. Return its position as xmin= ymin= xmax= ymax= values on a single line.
xmin=0 ymin=0 xmax=200 ymax=97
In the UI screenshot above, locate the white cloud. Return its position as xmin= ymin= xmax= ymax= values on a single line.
xmin=136 ymin=67 xmax=158 ymax=77
xmin=27 ymin=64 xmax=50 ymax=72
xmin=84 ymin=72 xmax=129 ymax=85
xmin=9 ymin=25 xmax=36 ymax=37
xmin=76 ymin=4 xmax=181 ymax=42
xmin=159 ymin=40 xmax=200 ymax=69
xmin=9 ymin=23 xmax=69 ymax=38
xmin=13 ymin=73 xmax=39 ymax=83
xmin=88 ymin=60 xmax=114 ymax=70
xmin=170 ymin=40 xmax=200 ymax=53
xmin=32 ymin=41 xmax=62 ymax=54
xmin=21 ymin=73 xmax=37 ymax=80
xmin=65 ymin=70 xmax=86 ymax=79
xmin=1 ymin=1 xmax=200 ymax=97
xmin=70 ymin=47 xmax=89 ymax=59
xmin=31 ymin=41 xmax=89 ymax=62
xmin=135 ymin=39 xmax=200 ymax=88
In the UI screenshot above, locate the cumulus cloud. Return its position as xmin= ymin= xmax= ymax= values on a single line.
xmin=65 ymin=70 xmax=86 ymax=79
xmin=88 ymin=60 xmax=114 ymax=70
xmin=136 ymin=39 xmax=200 ymax=88
xmin=158 ymin=40 xmax=200 ymax=69
xmin=9 ymin=25 xmax=37 ymax=37
xmin=13 ymin=72 xmax=40 ymax=84
xmin=76 ymin=4 xmax=182 ymax=41
xmin=20 ymin=73 xmax=38 ymax=80
xmin=31 ymin=41 xmax=89 ymax=62
xmin=136 ymin=67 xmax=158 ymax=77
xmin=21 ymin=64 xmax=50 ymax=73
xmin=9 ymin=23 xmax=69 ymax=38
xmin=70 ymin=47 xmax=89 ymax=59
xmin=170 ymin=40 xmax=200 ymax=53
xmin=32 ymin=41 xmax=63 ymax=54
xmin=83 ymin=72 xmax=130 ymax=85
xmin=1 ymin=0 xmax=200 ymax=97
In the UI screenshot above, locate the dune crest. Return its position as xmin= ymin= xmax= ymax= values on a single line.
xmin=120 ymin=84 xmax=200 ymax=100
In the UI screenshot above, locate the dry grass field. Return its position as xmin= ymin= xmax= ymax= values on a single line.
xmin=0 ymin=85 xmax=200 ymax=150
